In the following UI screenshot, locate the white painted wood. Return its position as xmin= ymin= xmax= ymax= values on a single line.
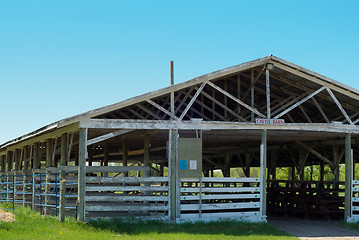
xmin=86 ymin=166 xmax=149 ymax=173
xmin=181 ymin=177 xmax=260 ymax=183
xmin=86 ymin=205 xmax=169 ymax=212
xmin=274 ymin=86 xmax=326 ymax=119
xmin=80 ymin=119 xmax=359 ymax=133
xmin=180 ymin=187 xmax=260 ymax=193
xmin=86 ymin=176 xmax=168 ymax=184
xmin=146 ymin=99 xmax=178 ymax=120
xmin=326 ymin=87 xmax=353 ymax=125
xmin=181 ymin=202 xmax=260 ymax=211
xmin=180 ymin=193 xmax=260 ymax=201
xmin=87 ymin=130 xmax=132 ymax=146
xmin=180 ymin=211 xmax=261 ymax=219
xmin=207 ymin=81 xmax=266 ymax=118
xmin=86 ymin=185 xmax=168 ymax=192
xmin=85 ymin=195 xmax=169 ymax=202
xmin=179 ymin=82 xmax=207 ymax=120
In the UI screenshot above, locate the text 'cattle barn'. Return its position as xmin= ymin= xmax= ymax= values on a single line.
xmin=1 ymin=55 xmax=359 ymax=223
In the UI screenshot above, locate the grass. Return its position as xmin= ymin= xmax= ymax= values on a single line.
xmin=0 ymin=205 xmax=297 ymax=239
xmin=90 ymin=218 xmax=297 ymax=240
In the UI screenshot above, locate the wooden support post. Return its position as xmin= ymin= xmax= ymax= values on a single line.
xmin=122 ymin=139 xmax=128 ymax=177
xmin=23 ymin=146 xmax=29 ymax=206
xmin=345 ymin=133 xmax=352 ymax=222
xmin=266 ymin=68 xmax=271 ymax=119
xmin=237 ymin=74 xmax=241 ymax=117
xmin=251 ymin=69 xmax=255 ymax=122
xmin=77 ymin=128 xmax=87 ymax=221
xmin=169 ymin=129 xmax=178 ymax=220
xmin=260 ymin=129 xmax=267 ymax=220
xmin=14 ymin=149 xmax=20 ymax=171
xmin=6 ymin=151 xmax=12 ymax=172
xmin=60 ymin=134 xmax=67 ymax=180
xmin=103 ymin=143 xmax=109 ymax=177
xmin=0 ymin=155 xmax=5 ymax=172
xmin=144 ymin=135 xmax=150 ymax=178
xmin=46 ymin=139 xmax=53 ymax=168
xmin=60 ymin=134 xmax=67 ymax=167
xmin=320 ymin=161 xmax=324 ymax=182
xmin=59 ymin=179 xmax=66 ymax=223
xmin=245 ymin=154 xmax=251 ymax=177
xmin=224 ymin=153 xmax=231 ymax=177
xmin=33 ymin=143 xmax=40 ymax=169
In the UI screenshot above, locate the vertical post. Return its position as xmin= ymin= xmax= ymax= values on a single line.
xmin=60 ymin=133 xmax=67 ymax=182
xmin=60 ymin=134 xmax=67 ymax=167
xmin=320 ymin=162 xmax=324 ymax=182
xmin=250 ymin=69 xmax=255 ymax=122
xmin=0 ymin=155 xmax=5 ymax=173
xmin=77 ymin=128 xmax=87 ymax=221
xmin=23 ymin=146 xmax=29 ymax=206
xmin=33 ymin=143 xmax=39 ymax=169
xmin=237 ymin=74 xmax=241 ymax=118
xmin=260 ymin=129 xmax=267 ymax=220
xmin=122 ymin=139 xmax=128 ymax=177
xmin=266 ymin=68 xmax=271 ymax=119
xmin=169 ymin=129 xmax=178 ymax=220
xmin=14 ymin=149 xmax=20 ymax=171
xmin=345 ymin=133 xmax=352 ymax=222
xmin=7 ymin=151 xmax=12 ymax=172
xmin=44 ymin=139 xmax=52 ymax=216
xmin=59 ymin=179 xmax=66 ymax=222
xmin=103 ymin=143 xmax=108 ymax=177
xmin=46 ymin=139 xmax=53 ymax=168
xmin=169 ymin=60 xmax=178 ymax=220
xmin=144 ymin=135 xmax=150 ymax=178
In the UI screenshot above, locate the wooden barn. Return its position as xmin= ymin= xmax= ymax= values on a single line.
xmin=1 ymin=55 xmax=359 ymax=222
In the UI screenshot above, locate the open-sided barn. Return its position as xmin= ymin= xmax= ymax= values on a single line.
xmin=1 ymin=55 xmax=359 ymax=222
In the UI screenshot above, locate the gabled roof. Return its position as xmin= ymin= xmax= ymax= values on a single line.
xmin=1 ymin=55 xmax=359 ymax=149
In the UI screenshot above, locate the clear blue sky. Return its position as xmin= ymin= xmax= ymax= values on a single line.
xmin=0 ymin=1 xmax=358 ymax=144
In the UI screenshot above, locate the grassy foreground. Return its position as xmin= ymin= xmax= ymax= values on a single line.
xmin=0 ymin=206 xmax=297 ymax=240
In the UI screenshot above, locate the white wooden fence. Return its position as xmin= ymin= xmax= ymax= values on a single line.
xmin=84 ymin=166 xmax=169 ymax=219
xmin=179 ymin=177 xmax=264 ymax=221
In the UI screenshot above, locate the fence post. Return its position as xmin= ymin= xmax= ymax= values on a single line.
xmin=59 ymin=179 xmax=66 ymax=222
xmin=31 ymin=173 xmax=35 ymax=210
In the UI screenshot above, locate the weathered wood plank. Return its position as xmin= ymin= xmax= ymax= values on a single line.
xmin=180 ymin=187 xmax=260 ymax=193
xmin=180 ymin=193 xmax=260 ymax=201
xmin=86 ymin=176 xmax=168 ymax=184
xmin=86 ymin=185 xmax=168 ymax=192
xmin=86 ymin=205 xmax=169 ymax=212
xmin=85 ymin=195 xmax=168 ymax=202
xmin=180 ymin=211 xmax=260 ymax=219
xmin=182 ymin=177 xmax=260 ymax=183
xmin=181 ymin=202 xmax=260 ymax=211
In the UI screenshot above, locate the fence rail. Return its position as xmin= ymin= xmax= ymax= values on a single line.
xmin=0 ymin=170 xmax=78 ymax=218
xmin=180 ymin=177 xmax=262 ymax=220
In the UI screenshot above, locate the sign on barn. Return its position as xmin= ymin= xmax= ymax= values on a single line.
xmin=255 ymin=118 xmax=285 ymax=125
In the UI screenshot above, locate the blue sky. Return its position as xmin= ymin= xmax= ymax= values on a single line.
xmin=0 ymin=1 xmax=359 ymax=144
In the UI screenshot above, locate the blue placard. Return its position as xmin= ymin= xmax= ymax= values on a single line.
xmin=179 ymin=160 xmax=187 ymax=170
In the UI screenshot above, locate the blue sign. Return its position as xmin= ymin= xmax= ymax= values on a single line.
xmin=179 ymin=160 xmax=187 ymax=170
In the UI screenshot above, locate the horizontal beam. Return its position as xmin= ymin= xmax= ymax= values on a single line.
xmin=87 ymin=129 xmax=132 ymax=146
xmin=0 ymin=123 xmax=79 ymax=155
xmin=80 ymin=119 xmax=359 ymax=134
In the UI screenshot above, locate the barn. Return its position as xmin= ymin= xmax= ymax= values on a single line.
xmin=1 ymin=55 xmax=359 ymax=222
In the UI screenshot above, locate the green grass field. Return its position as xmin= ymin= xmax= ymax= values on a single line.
xmin=0 ymin=206 xmax=297 ymax=240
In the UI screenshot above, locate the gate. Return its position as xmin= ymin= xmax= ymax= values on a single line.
xmin=179 ymin=177 xmax=264 ymax=221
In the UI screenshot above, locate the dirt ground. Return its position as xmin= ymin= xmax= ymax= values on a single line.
xmin=0 ymin=209 xmax=15 ymax=222
xmin=271 ymin=218 xmax=359 ymax=240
